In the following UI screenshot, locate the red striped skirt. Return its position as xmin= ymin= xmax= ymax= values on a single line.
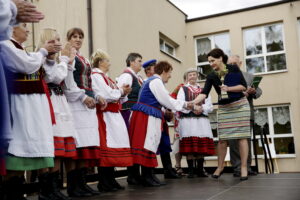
xmin=95 ymin=111 xmax=133 ymax=167
xmin=54 ymin=136 xmax=77 ymax=158
xmin=129 ymin=111 xmax=158 ymax=167
xmin=179 ymin=137 xmax=215 ymax=156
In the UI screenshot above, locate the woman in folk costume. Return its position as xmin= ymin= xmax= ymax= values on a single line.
xmin=1 ymin=23 xmax=56 ymax=200
xmin=90 ymin=49 xmax=133 ymax=192
xmin=129 ymin=61 xmax=194 ymax=187
xmin=37 ymin=28 xmax=79 ymax=200
xmin=177 ymin=68 xmax=215 ymax=178
xmin=193 ymin=48 xmax=250 ymax=180
xmin=63 ymin=27 xmax=103 ymax=197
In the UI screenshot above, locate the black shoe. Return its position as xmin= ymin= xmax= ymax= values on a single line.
xmin=211 ymin=169 xmax=224 ymax=179
xmin=141 ymin=167 xmax=160 ymax=187
xmin=233 ymin=172 xmax=240 ymax=177
xmin=164 ymin=168 xmax=181 ymax=179
xmin=248 ymin=170 xmax=258 ymax=176
xmin=240 ymin=176 xmax=248 ymax=181
xmin=197 ymin=170 xmax=209 ymax=177
xmin=127 ymin=176 xmax=141 ymax=185
xmin=97 ymin=183 xmax=118 ymax=192
xmin=111 ymin=179 xmax=125 ymax=190
xmin=152 ymin=172 xmax=166 ymax=186
xmin=187 ymin=159 xmax=195 ymax=178
xmin=67 ymin=170 xmax=93 ymax=197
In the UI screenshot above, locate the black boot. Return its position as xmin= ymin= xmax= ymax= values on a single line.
xmin=97 ymin=167 xmax=117 ymax=192
xmin=78 ymin=168 xmax=100 ymax=195
xmin=3 ymin=176 xmax=28 ymax=200
xmin=50 ymin=171 xmax=72 ymax=200
xmin=38 ymin=172 xmax=58 ymax=200
xmin=150 ymin=168 xmax=166 ymax=186
xmin=127 ymin=164 xmax=141 ymax=185
xmin=67 ymin=169 xmax=92 ymax=197
xmin=160 ymin=153 xmax=181 ymax=179
xmin=141 ymin=166 xmax=160 ymax=187
xmin=187 ymin=159 xmax=195 ymax=178
xmin=109 ymin=167 xmax=125 ymax=190
xmin=196 ymin=158 xmax=208 ymax=177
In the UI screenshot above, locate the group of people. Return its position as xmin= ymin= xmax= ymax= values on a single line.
xmin=0 ymin=0 xmax=262 ymax=200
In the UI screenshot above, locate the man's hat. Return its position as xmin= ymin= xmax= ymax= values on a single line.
xmin=142 ymin=59 xmax=157 ymax=68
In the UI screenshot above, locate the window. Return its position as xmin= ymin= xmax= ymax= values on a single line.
xmin=195 ymin=33 xmax=231 ymax=80
xmin=160 ymin=38 xmax=176 ymax=57
xmin=254 ymin=105 xmax=295 ymax=157
xmin=243 ymin=23 xmax=287 ymax=74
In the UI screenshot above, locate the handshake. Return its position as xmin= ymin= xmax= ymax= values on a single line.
xmin=184 ymin=101 xmax=203 ymax=115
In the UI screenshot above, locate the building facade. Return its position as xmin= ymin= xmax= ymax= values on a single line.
xmin=29 ymin=0 xmax=300 ymax=172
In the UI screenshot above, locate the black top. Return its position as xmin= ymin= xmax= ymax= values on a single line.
xmin=202 ymin=64 xmax=247 ymax=105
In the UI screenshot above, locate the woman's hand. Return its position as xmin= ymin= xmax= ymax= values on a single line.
xmin=193 ymin=105 xmax=203 ymax=115
xmin=97 ymin=96 xmax=107 ymax=110
xmin=13 ymin=0 xmax=45 ymax=23
xmin=83 ymin=96 xmax=96 ymax=109
xmin=121 ymin=84 xmax=132 ymax=96
xmin=220 ymin=85 xmax=229 ymax=92
xmin=61 ymin=43 xmax=76 ymax=63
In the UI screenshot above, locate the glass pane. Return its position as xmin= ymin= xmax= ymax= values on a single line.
xmin=266 ymin=54 xmax=286 ymax=72
xmin=274 ymin=137 xmax=295 ymax=154
xmin=214 ymin=33 xmax=231 ymax=56
xmin=254 ymin=108 xmax=269 ymax=136
xmin=244 ymin=27 xmax=262 ymax=56
xmin=165 ymin=43 xmax=174 ymax=55
xmin=246 ymin=57 xmax=265 ymax=73
xmin=198 ymin=64 xmax=213 ymax=80
xmin=272 ymin=106 xmax=291 ymax=134
xmin=197 ymin=38 xmax=211 ymax=63
xmin=265 ymin=24 xmax=284 ymax=52
xmin=159 ymin=39 xmax=164 ymax=51
xmin=254 ymin=139 xmax=264 ymax=155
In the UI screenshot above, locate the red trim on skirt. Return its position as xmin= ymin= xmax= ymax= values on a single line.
xmin=54 ymin=136 xmax=77 ymax=158
xmin=73 ymin=147 xmax=101 ymax=161
xmin=129 ymin=111 xmax=158 ymax=167
xmin=95 ymin=111 xmax=133 ymax=167
xmin=179 ymin=137 xmax=215 ymax=156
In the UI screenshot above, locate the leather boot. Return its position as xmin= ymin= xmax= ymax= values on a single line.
xmin=151 ymin=168 xmax=166 ymax=186
xmin=50 ymin=171 xmax=72 ymax=200
xmin=141 ymin=166 xmax=160 ymax=187
xmin=196 ymin=158 xmax=208 ymax=177
xmin=97 ymin=167 xmax=117 ymax=192
xmin=67 ymin=169 xmax=92 ymax=197
xmin=109 ymin=167 xmax=125 ymax=190
xmin=127 ymin=164 xmax=141 ymax=185
xmin=38 ymin=172 xmax=58 ymax=200
xmin=161 ymin=153 xmax=180 ymax=179
xmin=3 ymin=176 xmax=28 ymax=200
xmin=78 ymin=168 xmax=100 ymax=195
xmin=187 ymin=159 xmax=195 ymax=178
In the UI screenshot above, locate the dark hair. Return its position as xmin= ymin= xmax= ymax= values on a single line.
xmin=66 ymin=27 xmax=84 ymax=41
xmin=207 ymin=48 xmax=228 ymax=64
xmin=126 ymin=53 xmax=142 ymax=67
xmin=154 ymin=61 xmax=173 ymax=75
xmin=144 ymin=63 xmax=155 ymax=75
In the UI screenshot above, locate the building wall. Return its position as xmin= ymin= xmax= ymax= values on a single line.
xmin=185 ymin=1 xmax=300 ymax=172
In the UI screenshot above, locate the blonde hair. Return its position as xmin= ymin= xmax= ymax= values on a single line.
xmin=90 ymin=49 xmax=110 ymax=68
xmin=36 ymin=28 xmax=59 ymax=52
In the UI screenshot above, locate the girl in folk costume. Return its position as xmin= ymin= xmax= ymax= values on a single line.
xmin=37 ymin=28 xmax=78 ymax=200
xmin=129 ymin=61 xmax=194 ymax=187
xmin=193 ymin=48 xmax=250 ymax=180
xmin=90 ymin=49 xmax=133 ymax=192
xmin=63 ymin=28 xmax=104 ymax=197
xmin=1 ymin=23 xmax=56 ymax=200
xmin=177 ymin=68 xmax=215 ymax=178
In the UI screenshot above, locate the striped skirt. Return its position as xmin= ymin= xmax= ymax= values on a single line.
xmin=217 ymin=97 xmax=251 ymax=140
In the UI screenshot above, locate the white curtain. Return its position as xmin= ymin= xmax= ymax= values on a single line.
xmin=254 ymin=109 xmax=268 ymax=127
xmin=272 ymin=106 xmax=290 ymax=125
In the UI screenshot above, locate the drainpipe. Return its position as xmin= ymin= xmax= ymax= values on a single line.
xmin=30 ymin=0 xmax=35 ymax=50
xmin=87 ymin=0 xmax=93 ymax=56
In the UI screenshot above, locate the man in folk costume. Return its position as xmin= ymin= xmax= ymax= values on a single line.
xmin=143 ymin=59 xmax=180 ymax=180
xmin=117 ymin=52 xmax=144 ymax=185
xmin=129 ymin=61 xmax=194 ymax=186
xmin=91 ymin=49 xmax=133 ymax=192
xmin=1 ymin=23 xmax=56 ymax=200
xmin=177 ymin=68 xmax=215 ymax=178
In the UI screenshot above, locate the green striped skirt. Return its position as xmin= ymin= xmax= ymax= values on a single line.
xmin=6 ymin=156 xmax=54 ymax=171
xmin=217 ymin=97 xmax=251 ymax=140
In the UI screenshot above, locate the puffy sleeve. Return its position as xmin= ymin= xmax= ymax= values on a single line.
xmin=63 ymin=60 xmax=87 ymax=103
xmin=0 ymin=1 xmax=17 ymax=41
xmin=1 ymin=41 xmax=47 ymax=74
xmin=43 ymin=56 xmax=69 ymax=84
xmin=117 ymin=73 xmax=133 ymax=88
xmin=91 ymin=73 xmax=123 ymax=103
xmin=202 ymin=95 xmax=213 ymax=115
xmin=149 ymin=78 xmax=185 ymax=112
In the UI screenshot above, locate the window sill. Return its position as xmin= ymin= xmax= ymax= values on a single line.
xmin=253 ymin=69 xmax=288 ymax=76
xmin=160 ymin=50 xmax=181 ymax=63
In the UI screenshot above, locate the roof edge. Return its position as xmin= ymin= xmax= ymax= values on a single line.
xmin=186 ymin=0 xmax=297 ymax=22
xmin=166 ymin=0 xmax=188 ymax=17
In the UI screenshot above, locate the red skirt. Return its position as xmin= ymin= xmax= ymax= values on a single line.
xmin=54 ymin=136 xmax=77 ymax=158
xmin=0 ymin=149 xmax=6 ymax=175
xmin=179 ymin=137 xmax=215 ymax=156
xmin=95 ymin=111 xmax=133 ymax=167
xmin=129 ymin=111 xmax=158 ymax=167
